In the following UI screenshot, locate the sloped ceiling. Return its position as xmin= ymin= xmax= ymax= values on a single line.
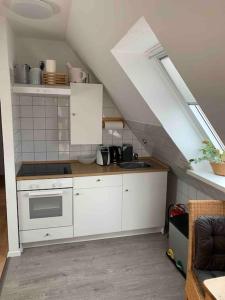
xmin=66 ymin=0 xmax=160 ymax=125
xmin=66 ymin=0 xmax=225 ymax=142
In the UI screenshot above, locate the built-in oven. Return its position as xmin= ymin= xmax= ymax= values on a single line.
xmin=17 ymin=178 xmax=73 ymax=231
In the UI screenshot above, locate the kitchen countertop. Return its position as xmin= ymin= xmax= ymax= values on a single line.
xmin=16 ymin=157 xmax=169 ymax=181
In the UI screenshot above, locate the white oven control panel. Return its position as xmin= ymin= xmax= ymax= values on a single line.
xmin=17 ymin=178 xmax=73 ymax=191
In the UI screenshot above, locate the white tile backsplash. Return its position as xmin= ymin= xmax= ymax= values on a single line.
xmin=34 ymin=141 xmax=46 ymax=152
xmin=176 ymin=178 xmax=212 ymax=206
xmin=46 ymin=106 xmax=57 ymax=117
xmin=21 ymin=118 xmax=33 ymax=129
xmin=20 ymin=95 xmax=32 ymax=105
xmin=46 ymin=141 xmax=59 ymax=152
xmin=22 ymin=152 xmax=34 ymax=161
xmin=33 ymin=106 xmax=45 ymax=117
xmin=46 ymin=129 xmax=58 ymax=141
xmin=46 ymin=118 xmax=58 ymax=129
xmin=22 ymin=141 xmax=34 ymax=152
xmin=45 ymin=97 xmax=58 ymax=106
xmin=34 ymin=130 xmax=46 ymax=141
xmin=35 ymin=152 xmax=47 ymax=161
xmin=58 ymin=97 xmax=69 ymax=107
xmin=58 ymin=107 xmax=69 ymax=118
xmin=33 ymin=96 xmax=45 ymax=106
xmin=13 ymin=95 xmax=148 ymax=162
xmin=34 ymin=118 xmax=45 ymax=129
xmin=21 ymin=106 xmax=32 ymax=117
xmin=21 ymin=129 xmax=33 ymax=141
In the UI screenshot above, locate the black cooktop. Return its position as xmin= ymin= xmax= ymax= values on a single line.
xmin=17 ymin=163 xmax=72 ymax=177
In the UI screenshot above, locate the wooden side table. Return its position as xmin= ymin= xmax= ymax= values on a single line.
xmin=204 ymin=276 xmax=225 ymax=300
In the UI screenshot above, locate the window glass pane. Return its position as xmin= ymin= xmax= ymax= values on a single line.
xmin=189 ymin=104 xmax=225 ymax=150
xmin=160 ymin=56 xmax=196 ymax=103
xmin=160 ymin=55 xmax=225 ymax=150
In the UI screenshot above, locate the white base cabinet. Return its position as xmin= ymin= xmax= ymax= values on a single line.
xmin=73 ymin=175 xmax=122 ymax=236
xmin=18 ymin=171 xmax=168 ymax=244
xmin=20 ymin=226 xmax=73 ymax=243
xmin=74 ymin=186 xmax=122 ymax=236
xmin=122 ymin=172 xmax=167 ymax=231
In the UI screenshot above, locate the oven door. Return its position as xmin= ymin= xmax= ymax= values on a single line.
xmin=18 ymin=188 xmax=72 ymax=230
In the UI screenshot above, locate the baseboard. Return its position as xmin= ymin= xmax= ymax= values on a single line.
xmin=23 ymin=227 xmax=163 ymax=249
xmin=7 ymin=249 xmax=22 ymax=257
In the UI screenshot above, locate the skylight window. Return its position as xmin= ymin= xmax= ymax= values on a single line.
xmin=160 ymin=56 xmax=225 ymax=151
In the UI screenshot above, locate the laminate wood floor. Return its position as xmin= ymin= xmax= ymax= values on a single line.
xmin=1 ymin=234 xmax=184 ymax=300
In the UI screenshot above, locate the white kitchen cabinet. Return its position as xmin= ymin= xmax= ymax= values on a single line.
xmin=20 ymin=226 xmax=73 ymax=243
xmin=122 ymin=172 xmax=167 ymax=231
xmin=74 ymin=175 xmax=122 ymax=236
xmin=70 ymin=83 xmax=103 ymax=144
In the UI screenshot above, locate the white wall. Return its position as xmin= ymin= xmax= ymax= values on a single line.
xmin=15 ymin=37 xmax=91 ymax=75
xmin=0 ymin=110 xmax=5 ymax=175
xmin=0 ymin=17 xmax=20 ymax=256
xmin=14 ymin=37 xmax=121 ymax=118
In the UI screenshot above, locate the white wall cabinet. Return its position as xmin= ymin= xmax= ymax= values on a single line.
xmin=70 ymin=83 xmax=103 ymax=144
xmin=74 ymin=186 xmax=122 ymax=237
xmin=122 ymin=172 xmax=167 ymax=231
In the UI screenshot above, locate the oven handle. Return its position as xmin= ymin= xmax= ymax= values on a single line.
xmin=28 ymin=190 xmax=63 ymax=198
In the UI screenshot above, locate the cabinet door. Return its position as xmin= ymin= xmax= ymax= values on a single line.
xmin=74 ymin=186 xmax=122 ymax=236
xmin=122 ymin=172 xmax=167 ymax=231
xmin=70 ymin=83 xmax=103 ymax=144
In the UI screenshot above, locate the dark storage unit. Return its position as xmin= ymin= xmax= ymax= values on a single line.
xmin=168 ymin=213 xmax=189 ymax=274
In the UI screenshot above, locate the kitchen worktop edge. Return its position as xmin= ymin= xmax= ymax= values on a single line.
xmin=16 ymin=157 xmax=169 ymax=181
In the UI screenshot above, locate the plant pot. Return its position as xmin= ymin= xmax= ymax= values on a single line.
xmin=210 ymin=162 xmax=225 ymax=176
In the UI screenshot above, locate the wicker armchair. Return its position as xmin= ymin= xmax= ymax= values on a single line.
xmin=185 ymin=200 xmax=225 ymax=300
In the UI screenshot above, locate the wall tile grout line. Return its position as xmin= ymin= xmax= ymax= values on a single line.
xmin=13 ymin=95 xmax=148 ymax=162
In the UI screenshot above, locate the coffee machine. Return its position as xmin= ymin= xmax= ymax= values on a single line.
xmin=109 ymin=146 xmax=122 ymax=164
xmin=96 ymin=145 xmax=110 ymax=166
xmin=121 ymin=144 xmax=133 ymax=161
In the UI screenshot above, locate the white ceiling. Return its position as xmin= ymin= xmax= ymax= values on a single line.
xmin=0 ymin=0 xmax=71 ymax=39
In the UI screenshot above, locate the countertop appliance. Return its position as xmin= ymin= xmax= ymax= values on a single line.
xmin=17 ymin=178 xmax=73 ymax=231
xmin=14 ymin=64 xmax=30 ymax=84
xmin=96 ymin=145 xmax=110 ymax=166
xmin=17 ymin=163 xmax=72 ymax=177
xmin=109 ymin=146 xmax=122 ymax=164
xmin=122 ymin=144 xmax=133 ymax=162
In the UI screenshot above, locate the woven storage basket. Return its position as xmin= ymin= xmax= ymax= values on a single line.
xmin=210 ymin=162 xmax=225 ymax=176
xmin=42 ymin=72 xmax=68 ymax=85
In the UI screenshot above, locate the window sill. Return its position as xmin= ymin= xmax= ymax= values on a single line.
xmin=187 ymin=169 xmax=225 ymax=194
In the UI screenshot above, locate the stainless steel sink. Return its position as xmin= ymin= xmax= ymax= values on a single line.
xmin=118 ymin=161 xmax=151 ymax=169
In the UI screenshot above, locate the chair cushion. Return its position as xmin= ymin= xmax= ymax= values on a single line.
xmin=194 ymin=268 xmax=225 ymax=283
xmin=194 ymin=216 xmax=225 ymax=270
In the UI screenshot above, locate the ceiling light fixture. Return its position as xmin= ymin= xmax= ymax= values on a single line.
xmin=10 ymin=0 xmax=55 ymax=19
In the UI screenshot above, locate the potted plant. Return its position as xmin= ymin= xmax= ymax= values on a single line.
xmin=190 ymin=140 xmax=225 ymax=176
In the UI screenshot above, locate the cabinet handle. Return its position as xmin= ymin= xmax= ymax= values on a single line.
xmin=76 ymin=193 xmax=80 ymax=196
xmin=72 ymin=113 xmax=76 ymax=116
xmin=96 ymin=179 xmax=101 ymax=182
xmin=125 ymin=189 xmax=128 ymax=192
xmin=45 ymin=233 xmax=50 ymax=237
